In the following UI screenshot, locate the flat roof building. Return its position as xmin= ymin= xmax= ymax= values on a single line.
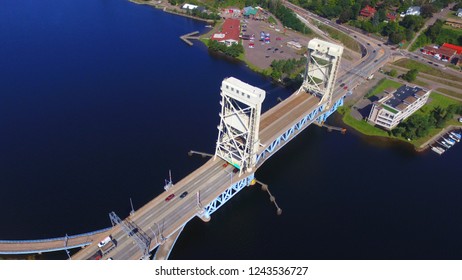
xmin=368 ymin=85 xmax=430 ymax=130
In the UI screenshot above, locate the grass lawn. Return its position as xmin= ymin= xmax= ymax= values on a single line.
xmin=423 ymin=92 xmax=461 ymax=112
xmin=413 ymin=79 xmax=429 ymax=87
xmin=365 ymin=78 xmax=402 ymax=98
xmin=317 ymin=24 xmax=361 ymax=53
xmin=393 ymin=58 xmax=461 ymax=81
xmin=434 ymin=88 xmax=462 ymax=100
xmin=338 ymin=92 xmax=461 ymax=148
xmin=337 ymin=107 xmax=389 ymax=137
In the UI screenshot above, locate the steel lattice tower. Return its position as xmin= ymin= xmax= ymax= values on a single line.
xmin=302 ymin=38 xmax=343 ymax=109
xmin=215 ymin=77 xmax=265 ymax=175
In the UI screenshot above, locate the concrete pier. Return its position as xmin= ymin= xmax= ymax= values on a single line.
xmin=180 ymin=31 xmax=200 ymax=46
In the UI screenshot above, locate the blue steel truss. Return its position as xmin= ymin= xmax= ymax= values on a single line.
xmin=255 ymin=96 xmax=344 ymax=167
xmin=204 ymin=174 xmax=255 ymax=217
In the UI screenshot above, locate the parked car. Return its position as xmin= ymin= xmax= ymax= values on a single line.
xmin=276 ymin=37 xmax=282 ymax=40
xmin=343 ymin=86 xmax=348 ymax=90
xmin=165 ymin=194 xmax=175 ymax=201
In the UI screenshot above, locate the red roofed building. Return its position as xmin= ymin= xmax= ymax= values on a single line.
xmin=360 ymin=5 xmax=377 ymax=18
xmin=442 ymin=43 xmax=462 ymax=54
xmin=211 ymin=18 xmax=240 ymax=46
xmin=386 ymin=12 xmax=397 ymax=21
xmin=421 ymin=45 xmax=456 ymax=61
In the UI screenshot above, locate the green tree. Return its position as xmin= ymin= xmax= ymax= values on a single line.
xmin=402 ymin=68 xmax=418 ymax=82
xmin=389 ymin=31 xmax=405 ymax=44
xmin=421 ymin=4 xmax=437 ymax=18
xmin=338 ymin=8 xmax=353 ymax=23
xmin=400 ymin=15 xmax=424 ymax=32
xmin=388 ymin=69 xmax=398 ymax=77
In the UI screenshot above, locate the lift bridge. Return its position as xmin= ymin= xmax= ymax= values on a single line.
xmin=0 ymin=39 xmax=345 ymax=259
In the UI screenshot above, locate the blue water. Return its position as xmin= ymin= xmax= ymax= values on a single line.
xmin=1 ymin=0 xmax=462 ymax=260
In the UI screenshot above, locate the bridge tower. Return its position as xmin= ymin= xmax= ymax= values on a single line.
xmin=215 ymin=77 xmax=265 ymax=175
xmin=302 ymin=38 xmax=343 ymax=109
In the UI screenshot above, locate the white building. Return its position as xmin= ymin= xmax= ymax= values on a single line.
xmin=457 ymin=8 xmax=462 ymax=18
xmin=182 ymin=3 xmax=198 ymax=10
xmin=368 ymin=85 xmax=430 ymax=130
xmin=406 ymin=6 xmax=421 ymax=16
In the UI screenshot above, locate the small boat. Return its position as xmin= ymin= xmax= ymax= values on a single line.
xmin=431 ymin=146 xmax=444 ymax=155
xmin=448 ymin=134 xmax=460 ymax=142
xmin=443 ymin=137 xmax=455 ymax=146
xmin=437 ymin=140 xmax=451 ymax=149
xmin=205 ymin=25 xmax=212 ymax=28
xmin=450 ymin=131 xmax=461 ymax=140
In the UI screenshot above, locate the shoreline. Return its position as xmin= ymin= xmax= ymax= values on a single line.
xmin=128 ymin=0 xmax=214 ymax=23
xmin=129 ymin=0 xmax=460 ymax=154
xmin=338 ymin=110 xmax=462 ymax=152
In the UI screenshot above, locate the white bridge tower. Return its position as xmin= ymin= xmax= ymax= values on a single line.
xmin=302 ymin=38 xmax=343 ymax=109
xmin=215 ymin=77 xmax=265 ymax=175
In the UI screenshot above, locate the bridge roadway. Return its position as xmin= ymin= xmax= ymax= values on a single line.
xmin=1 ymin=10 xmax=387 ymax=257
xmin=0 ymin=227 xmax=111 ymax=255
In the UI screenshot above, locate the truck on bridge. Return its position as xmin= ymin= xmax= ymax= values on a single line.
xmin=97 ymin=235 xmax=117 ymax=256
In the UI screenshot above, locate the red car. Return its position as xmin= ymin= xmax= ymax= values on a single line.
xmin=343 ymin=86 xmax=348 ymax=90
xmin=276 ymin=37 xmax=282 ymax=40
xmin=165 ymin=194 xmax=175 ymax=201
xmin=222 ymin=162 xmax=229 ymax=168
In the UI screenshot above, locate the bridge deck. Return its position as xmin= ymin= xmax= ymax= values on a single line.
xmin=0 ymin=228 xmax=111 ymax=254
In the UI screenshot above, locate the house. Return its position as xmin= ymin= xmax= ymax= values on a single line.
xmin=406 ymin=6 xmax=421 ymax=16
xmin=182 ymin=3 xmax=198 ymax=10
xmin=445 ymin=18 xmax=462 ymax=29
xmin=368 ymin=85 xmax=430 ymax=130
xmin=225 ymin=8 xmax=241 ymax=16
xmin=243 ymin=6 xmax=258 ymax=17
xmin=457 ymin=8 xmax=462 ymax=17
xmin=386 ymin=12 xmax=397 ymax=21
xmin=441 ymin=43 xmax=462 ymax=55
xmin=211 ymin=18 xmax=240 ymax=46
xmin=360 ymin=5 xmax=377 ymax=18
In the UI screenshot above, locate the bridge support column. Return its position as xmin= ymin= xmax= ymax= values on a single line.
xmin=198 ymin=210 xmax=211 ymax=222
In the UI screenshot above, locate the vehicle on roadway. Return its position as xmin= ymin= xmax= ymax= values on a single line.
xmin=165 ymin=194 xmax=175 ymax=201
xmin=97 ymin=235 xmax=117 ymax=255
xmin=343 ymin=86 xmax=348 ymax=90
xmin=222 ymin=162 xmax=229 ymax=168
xmin=180 ymin=191 xmax=189 ymax=198
xmin=340 ymin=83 xmax=345 ymax=87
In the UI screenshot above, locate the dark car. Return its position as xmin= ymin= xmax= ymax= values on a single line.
xmin=165 ymin=194 xmax=175 ymax=202
xmin=378 ymin=44 xmax=381 ymax=46
xmin=233 ymin=167 xmax=239 ymax=174
xmin=340 ymin=83 xmax=345 ymax=87
xmin=180 ymin=191 xmax=188 ymax=198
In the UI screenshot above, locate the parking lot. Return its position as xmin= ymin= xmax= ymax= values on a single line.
xmin=222 ymin=12 xmax=312 ymax=70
